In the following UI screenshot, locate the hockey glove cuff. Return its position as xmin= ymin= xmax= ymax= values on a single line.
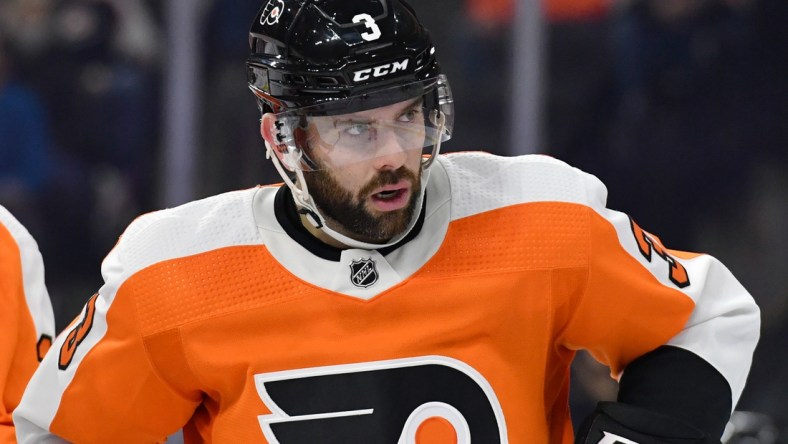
xmin=575 ymin=401 xmax=720 ymax=444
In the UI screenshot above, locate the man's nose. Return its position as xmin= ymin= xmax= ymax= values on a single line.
xmin=370 ymin=127 xmax=408 ymax=170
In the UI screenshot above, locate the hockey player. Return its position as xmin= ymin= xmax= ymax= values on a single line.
xmin=15 ymin=0 xmax=759 ymax=443
xmin=0 ymin=205 xmax=55 ymax=443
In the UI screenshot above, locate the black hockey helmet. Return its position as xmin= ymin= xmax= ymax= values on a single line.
xmin=246 ymin=0 xmax=448 ymax=116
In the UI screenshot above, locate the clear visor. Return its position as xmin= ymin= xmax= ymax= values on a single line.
xmin=272 ymin=76 xmax=453 ymax=171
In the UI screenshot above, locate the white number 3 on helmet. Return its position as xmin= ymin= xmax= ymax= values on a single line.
xmin=353 ymin=13 xmax=382 ymax=41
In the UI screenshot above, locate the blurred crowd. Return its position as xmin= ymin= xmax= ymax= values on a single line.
xmin=0 ymin=0 xmax=160 ymax=285
xmin=0 ymin=0 xmax=786 ymax=441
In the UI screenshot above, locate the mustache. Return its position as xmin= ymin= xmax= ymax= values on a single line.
xmin=357 ymin=167 xmax=419 ymax=198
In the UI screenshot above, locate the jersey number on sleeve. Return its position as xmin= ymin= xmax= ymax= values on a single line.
xmin=37 ymin=334 xmax=52 ymax=362
xmin=58 ymin=293 xmax=99 ymax=370
xmin=630 ymin=218 xmax=690 ymax=288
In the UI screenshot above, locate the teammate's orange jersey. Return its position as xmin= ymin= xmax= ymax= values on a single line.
xmin=0 ymin=206 xmax=55 ymax=443
xmin=15 ymin=153 xmax=758 ymax=443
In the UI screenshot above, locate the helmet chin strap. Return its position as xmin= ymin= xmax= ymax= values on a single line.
xmin=267 ymin=111 xmax=447 ymax=250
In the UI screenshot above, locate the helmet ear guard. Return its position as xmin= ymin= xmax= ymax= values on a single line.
xmin=266 ymin=115 xmax=318 ymax=172
xmin=271 ymin=118 xmax=298 ymax=170
xmin=260 ymin=114 xmax=290 ymax=168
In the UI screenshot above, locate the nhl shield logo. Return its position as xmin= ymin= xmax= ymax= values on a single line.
xmin=350 ymin=258 xmax=378 ymax=288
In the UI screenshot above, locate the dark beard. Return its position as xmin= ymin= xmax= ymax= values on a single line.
xmin=303 ymin=166 xmax=421 ymax=244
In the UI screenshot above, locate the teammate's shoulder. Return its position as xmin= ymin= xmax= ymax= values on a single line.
xmin=0 ymin=204 xmax=24 ymax=235
xmin=0 ymin=204 xmax=40 ymax=252
xmin=113 ymin=188 xmax=263 ymax=272
xmin=436 ymin=152 xmax=607 ymax=213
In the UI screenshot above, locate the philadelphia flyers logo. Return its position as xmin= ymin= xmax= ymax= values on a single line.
xmin=260 ymin=0 xmax=285 ymax=26
xmin=629 ymin=218 xmax=690 ymax=288
xmin=254 ymin=356 xmax=508 ymax=443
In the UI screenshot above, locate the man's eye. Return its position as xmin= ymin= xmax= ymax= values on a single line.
xmin=345 ymin=123 xmax=370 ymax=136
xmin=398 ymin=109 xmax=421 ymax=123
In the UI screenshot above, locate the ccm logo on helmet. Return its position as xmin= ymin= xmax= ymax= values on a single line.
xmin=353 ymin=59 xmax=410 ymax=83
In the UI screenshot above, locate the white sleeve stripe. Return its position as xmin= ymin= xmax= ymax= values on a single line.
xmin=0 ymin=206 xmax=55 ymax=341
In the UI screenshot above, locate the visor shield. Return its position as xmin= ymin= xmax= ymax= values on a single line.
xmin=272 ymin=76 xmax=454 ymax=171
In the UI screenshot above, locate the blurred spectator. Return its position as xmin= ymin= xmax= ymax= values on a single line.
xmin=42 ymin=0 xmax=159 ymax=205
xmin=0 ymin=32 xmax=53 ymax=239
xmin=601 ymin=0 xmax=760 ymax=247
xmin=722 ymin=411 xmax=782 ymax=443
xmin=9 ymin=0 xmax=161 ymax=276
xmin=465 ymin=0 xmax=515 ymax=26
xmin=443 ymin=0 xmax=514 ymax=154
xmin=101 ymin=0 xmax=161 ymax=67
xmin=547 ymin=0 xmax=612 ymax=21
xmin=199 ymin=0 xmax=279 ymax=198
xmin=0 ymin=0 xmax=57 ymax=66
xmin=544 ymin=0 xmax=616 ymax=182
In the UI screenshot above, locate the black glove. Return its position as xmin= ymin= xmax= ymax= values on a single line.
xmin=575 ymin=402 xmax=720 ymax=444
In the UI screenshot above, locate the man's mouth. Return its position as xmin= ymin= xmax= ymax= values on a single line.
xmin=368 ymin=181 xmax=411 ymax=212
xmin=374 ymin=189 xmax=404 ymax=199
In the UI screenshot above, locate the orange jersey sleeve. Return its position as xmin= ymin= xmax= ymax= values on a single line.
xmin=0 ymin=206 xmax=55 ymax=443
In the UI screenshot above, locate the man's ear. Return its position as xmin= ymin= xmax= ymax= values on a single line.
xmin=260 ymin=113 xmax=280 ymax=147
xmin=260 ymin=113 xmax=290 ymax=168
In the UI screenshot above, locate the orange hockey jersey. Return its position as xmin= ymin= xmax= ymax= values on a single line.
xmin=0 ymin=206 xmax=55 ymax=443
xmin=14 ymin=153 xmax=759 ymax=443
